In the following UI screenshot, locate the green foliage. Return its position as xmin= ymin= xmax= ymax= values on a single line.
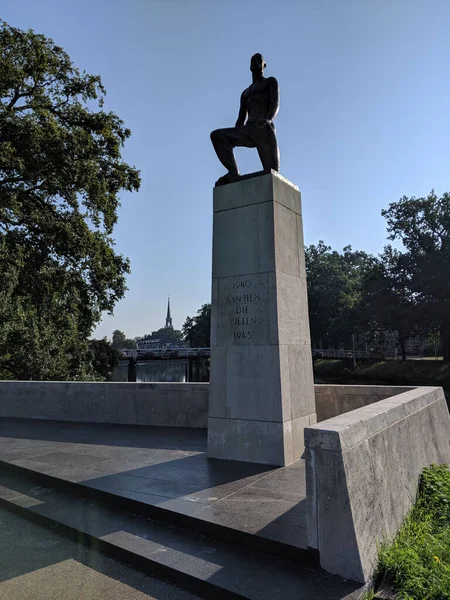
xmin=137 ymin=327 xmax=184 ymax=348
xmin=382 ymin=191 xmax=450 ymax=361
xmin=111 ymin=330 xmax=126 ymax=349
xmin=305 ymin=242 xmax=374 ymax=347
xmin=0 ymin=21 xmax=140 ymax=379
xmin=111 ymin=329 xmax=136 ymax=349
xmin=375 ymin=465 xmax=450 ymax=599
xmin=314 ymin=359 xmax=450 ymax=393
xmin=151 ymin=327 xmax=184 ymax=346
xmin=88 ymin=338 xmax=121 ymax=380
xmin=428 ymin=330 xmax=441 ymax=359
xmin=306 ymin=191 xmax=450 ymax=359
xmin=183 ymin=304 xmax=211 ymax=347
xmin=358 ymin=246 xmax=422 ymax=359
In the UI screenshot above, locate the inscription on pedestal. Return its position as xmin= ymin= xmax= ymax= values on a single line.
xmin=217 ymin=273 xmax=269 ymax=345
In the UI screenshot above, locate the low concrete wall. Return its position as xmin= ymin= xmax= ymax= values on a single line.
xmin=0 ymin=381 xmax=209 ymax=428
xmin=0 ymin=381 xmax=423 ymax=433
xmin=305 ymin=386 xmax=450 ymax=583
xmin=315 ymin=384 xmax=414 ymax=422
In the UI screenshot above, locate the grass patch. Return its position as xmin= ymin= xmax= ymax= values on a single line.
xmin=374 ymin=464 xmax=450 ymax=599
xmin=314 ymin=359 xmax=450 ymax=394
xmin=354 ymin=360 xmax=450 ymax=384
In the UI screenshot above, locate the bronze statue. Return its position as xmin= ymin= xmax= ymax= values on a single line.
xmin=210 ymin=53 xmax=280 ymax=186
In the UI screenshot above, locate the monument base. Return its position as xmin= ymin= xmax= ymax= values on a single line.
xmin=207 ymin=172 xmax=316 ymax=466
xmin=208 ymin=414 xmax=317 ymax=465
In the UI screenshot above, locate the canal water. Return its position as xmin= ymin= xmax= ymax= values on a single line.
xmin=112 ymin=360 xmax=209 ymax=383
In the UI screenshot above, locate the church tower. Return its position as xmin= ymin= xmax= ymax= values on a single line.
xmin=165 ymin=296 xmax=173 ymax=328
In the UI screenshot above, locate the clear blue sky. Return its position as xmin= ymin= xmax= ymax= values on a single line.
xmin=3 ymin=0 xmax=450 ymax=338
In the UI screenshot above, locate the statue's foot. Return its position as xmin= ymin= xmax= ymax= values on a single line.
xmin=215 ymin=172 xmax=241 ymax=187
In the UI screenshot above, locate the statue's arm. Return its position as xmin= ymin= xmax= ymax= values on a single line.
xmin=235 ymin=92 xmax=247 ymax=127
xmin=266 ymin=77 xmax=280 ymax=122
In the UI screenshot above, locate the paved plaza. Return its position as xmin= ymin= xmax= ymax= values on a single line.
xmin=0 ymin=418 xmax=362 ymax=599
xmin=0 ymin=418 xmax=307 ymax=552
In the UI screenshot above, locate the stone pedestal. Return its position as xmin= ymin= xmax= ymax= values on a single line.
xmin=207 ymin=171 xmax=316 ymax=466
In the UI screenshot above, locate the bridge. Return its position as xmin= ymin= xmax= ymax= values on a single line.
xmin=121 ymin=347 xmax=211 ymax=360
xmin=121 ymin=347 xmax=382 ymax=361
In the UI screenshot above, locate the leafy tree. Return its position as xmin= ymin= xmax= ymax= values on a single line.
xmin=305 ymin=242 xmax=374 ymax=348
xmin=359 ymin=247 xmax=420 ymax=360
xmin=382 ymin=191 xmax=450 ymax=362
xmin=111 ymin=329 xmax=126 ymax=349
xmin=138 ymin=327 xmax=184 ymax=347
xmin=111 ymin=329 xmax=136 ymax=350
xmin=88 ymin=338 xmax=121 ymax=380
xmin=153 ymin=327 xmax=183 ymax=346
xmin=183 ymin=304 xmax=211 ymax=347
xmin=427 ymin=329 xmax=441 ymax=359
xmin=0 ymin=21 xmax=140 ymax=379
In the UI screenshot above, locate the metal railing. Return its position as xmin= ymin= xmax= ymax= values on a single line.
xmin=312 ymin=348 xmax=372 ymax=359
xmin=121 ymin=348 xmax=211 ymax=360
xmin=120 ymin=346 xmax=433 ymax=362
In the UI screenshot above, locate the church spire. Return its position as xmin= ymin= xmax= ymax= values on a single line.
xmin=166 ymin=296 xmax=173 ymax=328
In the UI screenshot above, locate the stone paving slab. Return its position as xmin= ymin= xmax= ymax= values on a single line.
xmin=0 ymin=505 xmax=200 ymax=600
xmin=0 ymin=469 xmax=362 ymax=599
xmin=0 ymin=418 xmax=308 ymax=551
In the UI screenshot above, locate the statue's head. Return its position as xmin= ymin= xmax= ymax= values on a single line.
xmin=250 ymin=53 xmax=266 ymax=73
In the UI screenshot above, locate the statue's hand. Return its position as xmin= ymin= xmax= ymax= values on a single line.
xmin=256 ymin=118 xmax=271 ymax=129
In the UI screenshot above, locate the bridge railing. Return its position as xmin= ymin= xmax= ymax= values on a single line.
xmin=121 ymin=348 xmax=211 ymax=359
xmin=312 ymin=348 xmax=373 ymax=359
xmin=121 ymin=347 xmax=391 ymax=361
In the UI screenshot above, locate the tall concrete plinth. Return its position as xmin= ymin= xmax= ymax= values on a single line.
xmin=207 ymin=171 xmax=316 ymax=466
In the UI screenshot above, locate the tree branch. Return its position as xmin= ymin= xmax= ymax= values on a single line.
xmin=54 ymin=95 xmax=70 ymax=109
xmin=0 ymin=176 xmax=24 ymax=186
xmin=6 ymin=90 xmax=36 ymax=111
xmin=12 ymin=104 xmax=33 ymax=113
xmin=6 ymin=89 xmax=20 ymax=110
xmin=6 ymin=80 xmax=42 ymax=111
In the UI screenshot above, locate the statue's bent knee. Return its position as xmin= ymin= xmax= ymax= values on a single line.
xmin=210 ymin=129 xmax=221 ymax=142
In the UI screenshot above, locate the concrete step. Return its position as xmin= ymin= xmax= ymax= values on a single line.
xmin=0 ymin=458 xmax=311 ymax=564
xmin=0 ymin=466 xmax=362 ymax=600
xmin=0 ymin=505 xmax=201 ymax=600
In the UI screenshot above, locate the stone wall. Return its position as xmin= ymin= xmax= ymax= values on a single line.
xmin=2 ymin=380 xmax=448 ymax=583
xmin=305 ymin=386 xmax=450 ymax=583
xmin=0 ymin=381 xmax=423 ymax=433
xmin=0 ymin=381 xmax=209 ymax=428
xmin=315 ymin=384 xmax=414 ymax=421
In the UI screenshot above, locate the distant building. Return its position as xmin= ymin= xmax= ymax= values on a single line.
xmin=372 ymin=330 xmax=425 ymax=358
xmin=136 ymin=337 xmax=162 ymax=351
xmin=165 ymin=296 xmax=173 ymax=328
xmin=136 ymin=298 xmax=185 ymax=351
xmin=404 ymin=336 xmax=426 ymax=356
